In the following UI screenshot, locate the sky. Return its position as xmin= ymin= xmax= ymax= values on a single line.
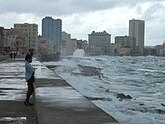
xmin=0 ymin=0 xmax=165 ymax=46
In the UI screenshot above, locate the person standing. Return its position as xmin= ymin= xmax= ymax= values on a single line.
xmin=24 ymin=54 xmax=35 ymax=106
xmin=13 ymin=52 xmax=17 ymax=60
xmin=9 ymin=52 xmax=13 ymax=60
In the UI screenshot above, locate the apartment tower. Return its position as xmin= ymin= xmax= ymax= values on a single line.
xmin=129 ymin=19 xmax=145 ymax=50
xmin=42 ymin=17 xmax=62 ymax=52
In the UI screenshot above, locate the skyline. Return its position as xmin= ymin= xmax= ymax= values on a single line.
xmin=0 ymin=0 xmax=165 ymax=46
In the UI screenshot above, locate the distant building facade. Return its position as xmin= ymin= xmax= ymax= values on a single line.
xmin=14 ymin=23 xmax=38 ymax=53
xmin=42 ymin=17 xmax=62 ymax=52
xmin=129 ymin=19 xmax=145 ymax=53
xmin=0 ymin=27 xmax=4 ymax=53
xmin=61 ymin=31 xmax=75 ymax=56
xmin=87 ymin=31 xmax=111 ymax=55
xmin=38 ymin=36 xmax=56 ymax=54
xmin=3 ymin=28 xmax=28 ymax=54
xmin=155 ymin=42 xmax=165 ymax=56
xmin=114 ymin=35 xmax=136 ymax=55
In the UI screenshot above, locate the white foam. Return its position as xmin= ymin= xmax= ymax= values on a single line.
xmin=73 ymin=49 xmax=85 ymax=57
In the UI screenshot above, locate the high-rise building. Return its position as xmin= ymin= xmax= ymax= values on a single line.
xmin=129 ymin=19 xmax=145 ymax=49
xmin=42 ymin=17 xmax=62 ymax=52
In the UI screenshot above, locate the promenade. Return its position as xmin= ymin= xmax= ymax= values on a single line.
xmin=0 ymin=58 xmax=35 ymax=124
xmin=0 ymin=58 xmax=118 ymax=124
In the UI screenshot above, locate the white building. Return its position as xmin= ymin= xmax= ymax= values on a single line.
xmin=61 ymin=31 xmax=75 ymax=56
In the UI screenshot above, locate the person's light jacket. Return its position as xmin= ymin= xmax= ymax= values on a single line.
xmin=25 ymin=61 xmax=34 ymax=81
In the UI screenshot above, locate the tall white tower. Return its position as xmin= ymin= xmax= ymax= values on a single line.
xmin=129 ymin=19 xmax=145 ymax=48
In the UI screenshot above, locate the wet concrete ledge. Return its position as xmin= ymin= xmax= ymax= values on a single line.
xmin=0 ymin=55 xmax=8 ymax=62
xmin=33 ymin=61 xmax=118 ymax=124
xmin=0 ymin=59 xmax=35 ymax=124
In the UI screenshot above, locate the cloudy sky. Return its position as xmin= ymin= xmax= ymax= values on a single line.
xmin=0 ymin=0 xmax=164 ymax=46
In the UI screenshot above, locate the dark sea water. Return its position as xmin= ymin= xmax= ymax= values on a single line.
xmin=44 ymin=52 xmax=165 ymax=124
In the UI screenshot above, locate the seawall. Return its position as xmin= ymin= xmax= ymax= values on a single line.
xmin=33 ymin=59 xmax=118 ymax=124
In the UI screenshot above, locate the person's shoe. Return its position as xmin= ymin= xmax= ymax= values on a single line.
xmin=24 ymin=101 xmax=33 ymax=106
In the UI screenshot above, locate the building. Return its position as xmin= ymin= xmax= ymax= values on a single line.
xmin=37 ymin=35 xmax=60 ymax=61
xmin=42 ymin=17 xmax=62 ymax=52
xmin=88 ymin=31 xmax=111 ymax=55
xmin=0 ymin=27 xmax=4 ymax=53
xmin=61 ymin=31 xmax=75 ymax=56
xmin=14 ymin=23 xmax=38 ymax=53
xmin=155 ymin=42 xmax=165 ymax=56
xmin=115 ymin=35 xmax=135 ymax=48
xmin=76 ymin=39 xmax=87 ymax=49
xmin=129 ymin=19 xmax=145 ymax=52
xmin=38 ymin=36 xmax=56 ymax=54
xmin=114 ymin=35 xmax=136 ymax=55
xmin=3 ymin=28 xmax=28 ymax=54
xmin=143 ymin=46 xmax=157 ymax=56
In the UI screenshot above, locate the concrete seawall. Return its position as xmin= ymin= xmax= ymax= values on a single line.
xmin=0 ymin=58 xmax=118 ymax=124
xmin=33 ymin=59 xmax=118 ymax=124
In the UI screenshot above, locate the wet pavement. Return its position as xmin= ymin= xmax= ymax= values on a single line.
xmin=0 ymin=58 xmax=35 ymax=124
xmin=0 ymin=58 xmax=118 ymax=124
xmin=35 ymin=80 xmax=118 ymax=124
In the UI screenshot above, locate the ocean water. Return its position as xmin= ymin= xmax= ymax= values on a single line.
xmin=43 ymin=49 xmax=165 ymax=124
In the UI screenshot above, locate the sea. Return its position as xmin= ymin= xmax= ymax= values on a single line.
xmin=43 ymin=49 xmax=165 ymax=124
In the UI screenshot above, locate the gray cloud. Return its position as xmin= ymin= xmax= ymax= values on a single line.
xmin=0 ymin=0 xmax=146 ymax=16
xmin=0 ymin=0 xmax=164 ymax=16
xmin=141 ymin=2 xmax=165 ymax=21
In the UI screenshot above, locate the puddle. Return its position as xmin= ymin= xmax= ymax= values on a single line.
xmin=0 ymin=117 xmax=27 ymax=123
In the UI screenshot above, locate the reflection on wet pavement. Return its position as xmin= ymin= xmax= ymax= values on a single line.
xmin=0 ymin=117 xmax=26 ymax=123
xmin=0 ymin=79 xmax=26 ymax=101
